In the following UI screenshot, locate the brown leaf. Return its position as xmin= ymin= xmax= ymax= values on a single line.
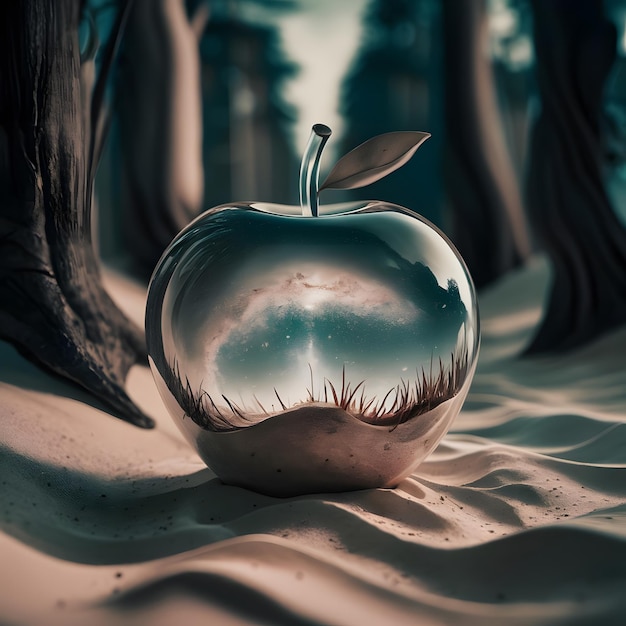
xmin=320 ymin=131 xmax=430 ymax=191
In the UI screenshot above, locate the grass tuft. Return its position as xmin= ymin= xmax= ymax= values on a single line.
xmin=163 ymin=343 xmax=469 ymax=432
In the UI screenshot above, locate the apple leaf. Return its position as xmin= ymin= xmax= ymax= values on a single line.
xmin=319 ymin=131 xmax=431 ymax=192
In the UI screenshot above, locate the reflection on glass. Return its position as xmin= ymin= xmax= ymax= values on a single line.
xmin=147 ymin=201 xmax=479 ymax=433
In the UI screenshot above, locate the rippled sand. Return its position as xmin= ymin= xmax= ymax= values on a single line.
xmin=1 ymin=257 xmax=625 ymax=625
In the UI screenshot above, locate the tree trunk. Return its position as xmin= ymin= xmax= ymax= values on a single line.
xmin=0 ymin=0 xmax=153 ymax=427
xmin=525 ymin=0 xmax=626 ymax=353
xmin=442 ymin=0 xmax=530 ymax=289
xmin=115 ymin=0 xmax=205 ymax=277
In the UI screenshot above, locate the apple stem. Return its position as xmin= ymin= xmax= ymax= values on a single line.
xmin=299 ymin=123 xmax=331 ymax=217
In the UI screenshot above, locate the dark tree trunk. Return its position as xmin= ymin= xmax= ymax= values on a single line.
xmin=0 ymin=1 xmax=153 ymax=427
xmin=525 ymin=0 xmax=626 ymax=353
xmin=115 ymin=0 xmax=205 ymax=277
xmin=442 ymin=0 xmax=530 ymax=289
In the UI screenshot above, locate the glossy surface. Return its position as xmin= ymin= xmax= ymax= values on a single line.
xmin=146 ymin=202 xmax=479 ymax=494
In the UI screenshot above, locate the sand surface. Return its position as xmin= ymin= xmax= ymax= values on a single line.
xmin=1 ymin=257 xmax=626 ymax=625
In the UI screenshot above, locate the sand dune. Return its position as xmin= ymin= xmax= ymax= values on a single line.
xmin=1 ymin=257 xmax=626 ymax=625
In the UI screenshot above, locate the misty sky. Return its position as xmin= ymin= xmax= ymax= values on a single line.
xmin=207 ymin=263 xmax=467 ymax=412
xmin=274 ymin=0 xmax=369 ymax=156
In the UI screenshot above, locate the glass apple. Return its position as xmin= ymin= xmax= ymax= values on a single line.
xmin=146 ymin=124 xmax=479 ymax=497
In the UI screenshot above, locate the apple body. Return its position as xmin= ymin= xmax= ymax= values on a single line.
xmin=146 ymin=201 xmax=479 ymax=496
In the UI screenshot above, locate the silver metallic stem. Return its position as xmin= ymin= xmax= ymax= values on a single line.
xmin=299 ymin=123 xmax=332 ymax=217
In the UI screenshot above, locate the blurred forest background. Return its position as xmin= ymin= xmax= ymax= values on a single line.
xmin=94 ymin=0 xmax=626 ymax=276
